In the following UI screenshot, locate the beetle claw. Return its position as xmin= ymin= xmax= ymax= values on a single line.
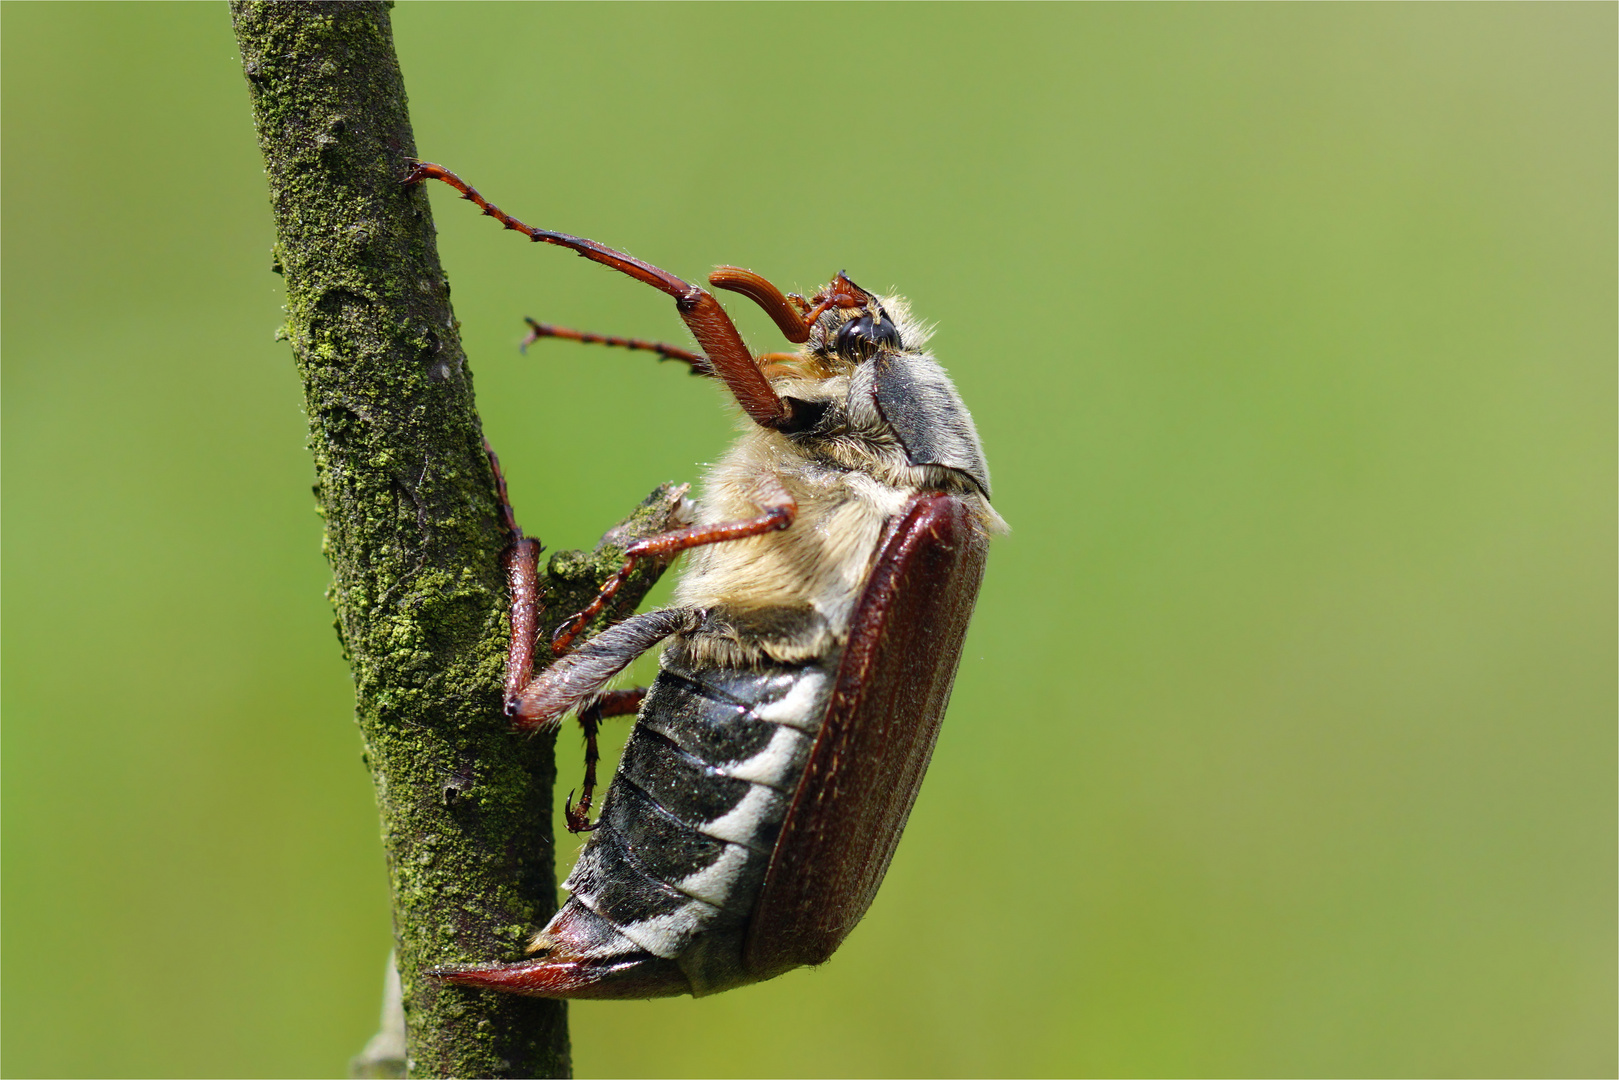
xmin=563 ymin=789 xmax=597 ymax=834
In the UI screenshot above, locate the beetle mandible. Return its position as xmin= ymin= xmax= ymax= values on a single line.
xmin=404 ymin=162 xmax=1005 ymax=998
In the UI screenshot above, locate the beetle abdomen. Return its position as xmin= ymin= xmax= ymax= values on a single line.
xmin=493 ymin=653 xmax=835 ymax=997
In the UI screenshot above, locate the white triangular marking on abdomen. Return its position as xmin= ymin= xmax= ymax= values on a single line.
xmin=615 ymin=899 xmax=719 ymax=959
xmin=672 ymin=843 xmax=752 ymax=907
xmin=699 ymin=785 xmax=783 ymax=847
xmin=753 ymin=671 xmax=826 ymax=730
xmin=722 ymin=725 xmax=808 ymax=789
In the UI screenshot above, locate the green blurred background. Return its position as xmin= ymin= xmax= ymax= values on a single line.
xmin=4 ymin=3 xmax=1613 ymax=1077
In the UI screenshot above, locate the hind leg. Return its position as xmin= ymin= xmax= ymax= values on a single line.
xmin=563 ymin=688 xmax=646 ymax=834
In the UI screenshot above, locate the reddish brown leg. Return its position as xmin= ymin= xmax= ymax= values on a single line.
xmin=486 ymin=438 xmax=544 ymax=712
xmin=522 ymin=318 xmax=711 ymax=375
xmin=485 ymin=436 xmax=522 ymax=541
xmin=403 ymin=162 xmax=799 ymax=430
xmin=551 ymin=497 xmax=796 ymax=655
xmin=562 ymin=688 xmax=646 ymax=833
xmin=502 ymin=538 xmax=542 ymax=711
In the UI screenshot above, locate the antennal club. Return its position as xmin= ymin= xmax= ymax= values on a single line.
xmin=708 ymin=267 xmax=813 ymax=344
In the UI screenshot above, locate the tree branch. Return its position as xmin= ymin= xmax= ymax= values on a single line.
xmin=231 ymin=3 xmax=568 ymax=1073
xmin=232 ymin=4 xmax=677 ymax=1075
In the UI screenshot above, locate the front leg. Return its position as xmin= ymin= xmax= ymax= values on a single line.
xmin=551 ymin=477 xmax=798 ymax=655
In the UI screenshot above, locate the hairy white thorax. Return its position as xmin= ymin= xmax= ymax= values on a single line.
xmin=674 ymin=426 xmax=915 ymax=628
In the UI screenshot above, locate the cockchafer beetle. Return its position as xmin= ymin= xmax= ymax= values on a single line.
xmin=404 ymin=162 xmax=1005 ymax=998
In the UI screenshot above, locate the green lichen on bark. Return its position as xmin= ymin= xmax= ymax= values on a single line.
xmin=231 ymin=3 xmax=587 ymax=1075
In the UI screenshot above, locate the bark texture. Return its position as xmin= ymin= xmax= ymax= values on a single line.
xmin=232 ymin=4 xmax=662 ymax=1076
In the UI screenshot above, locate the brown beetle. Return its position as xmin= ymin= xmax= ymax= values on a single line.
xmin=406 ymin=163 xmax=1004 ymax=998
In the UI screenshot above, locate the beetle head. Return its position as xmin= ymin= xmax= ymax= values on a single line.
xmin=787 ymin=273 xmax=992 ymax=500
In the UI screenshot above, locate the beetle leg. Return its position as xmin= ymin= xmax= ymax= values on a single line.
xmin=483 ymin=437 xmax=546 ymax=710
xmin=484 ymin=437 xmax=523 ymax=542
xmin=522 ymin=319 xmax=712 ymax=376
xmin=562 ymin=688 xmax=645 ymax=833
xmin=551 ymin=489 xmax=798 ymax=655
xmin=502 ymin=537 xmax=543 ymax=708
xmin=404 ymin=162 xmax=803 ymax=430
xmin=523 ymin=318 xmax=804 ymax=379
xmin=513 ymin=607 xmax=698 ymax=728
xmin=563 ymin=702 xmax=602 ymax=834
xmin=588 ymin=687 xmax=647 ymax=720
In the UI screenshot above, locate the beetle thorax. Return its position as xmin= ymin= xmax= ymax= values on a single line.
xmin=672 ymin=425 xmax=922 ymax=667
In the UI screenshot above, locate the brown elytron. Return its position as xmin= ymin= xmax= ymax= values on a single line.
xmin=746 ymin=493 xmax=988 ymax=976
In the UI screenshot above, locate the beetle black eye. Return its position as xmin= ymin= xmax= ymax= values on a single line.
xmin=833 ymin=312 xmax=902 ymax=361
